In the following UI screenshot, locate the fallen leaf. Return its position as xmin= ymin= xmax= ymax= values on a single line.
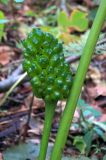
xmin=0 ymin=46 xmax=14 ymax=65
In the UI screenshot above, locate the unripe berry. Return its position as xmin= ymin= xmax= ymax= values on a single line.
xmin=22 ymin=28 xmax=72 ymax=101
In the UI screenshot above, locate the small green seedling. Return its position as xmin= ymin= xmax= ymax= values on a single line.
xmin=22 ymin=28 xmax=72 ymax=160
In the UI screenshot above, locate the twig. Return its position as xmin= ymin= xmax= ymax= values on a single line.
xmin=0 ymin=107 xmax=43 ymax=138
xmin=21 ymin=93 xmax=34 ymax=141
xmin=0 ymin=72 xmax=27 ymax=107
xmin=0 ymin=75 xmax=23 ymax=92
xmin=65 ymin=55 xmax=80 ymax=63
xmin=27 ymin=93 xmax=34 ymax=125
xmin=0 ymin=64 xmax=23 ymax=92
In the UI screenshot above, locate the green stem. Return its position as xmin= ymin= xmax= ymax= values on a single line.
xmin=50 ymin=1 xmax=106 ymax=160
xmin=38 ymin=101 xmax=56 ymax=160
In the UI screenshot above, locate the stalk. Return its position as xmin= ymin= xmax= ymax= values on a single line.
xmin=50 ymin=1 xmax=106 ymax=160
xmin=38 ymin=101 xmax=56 ymax=160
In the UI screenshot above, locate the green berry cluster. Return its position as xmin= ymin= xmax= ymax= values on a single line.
xmin=22 ymin=28 xmax=72 ymax=101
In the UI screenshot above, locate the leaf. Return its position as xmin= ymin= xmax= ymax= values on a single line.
xmin=24 ymin=10 xmax=37 ymax=17
xmin=78 ymin=99 xmax=101 ymax=118
xmin=73 ymin=136 xmax=86 ymax=154
xmin=59 ymin=32 xmax=79 ymax=44
xmin=57 ymin=10 xmax=69 ymax=30
xmin=94 ymin=127 xmax=106 ymax=141
xmin=57 ymin=10 xmax=88 ymax=32
xmin=0 ymin=11 xmax=5 ymax=41
xmin=93 ymin=121 xmax=106 ymax=132
xmin=69 ymin=9 xmax=88 ymax=32
xmin=63 ymin=30 xmax=89 ymax=56
xmin=0 ymin=0 xmax=9 ymax=5
xmin=103 ymin=155 xmax=106 ymax=160
xmin=63 ymin=31 xmax=106 ymax=57
xmin=0 ymin=46 xmax=14 ymax=65
xmin=43 ymin=5 xmax=57 ymax=14
xmin=84 ymin=130 xmax=94 ymax=155
xmin=96 ymin=40 xmax=106 ymax=54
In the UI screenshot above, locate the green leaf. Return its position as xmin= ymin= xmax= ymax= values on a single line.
xmin=43 ymin=5 xmax=57 ymax=14
xmin=0 ymin=11 xmax=6 ymax=41
xmin=93 ymin=121 xmax=106 ymax=132
xmin=103 ymin=155 xmax=106 ymax=160
xmin=73 ymin=136 xmax=86 ymax=154
xmin=57 ymin=10 xmax=69 ymax=29
xmin=78 ymin=99 xmax=101 ymax=118
xmin=63 ymin=31 xmax=106 ymax=56
xmin=94 ymin=127 xmax=106 ymax=141
xmin=24 ymin=10 xmax=37 ymax=17
xmin=0 ymin=0 xmax=9 ymax=5
xmin=84 ymin=130 xmax=94 ymax=155
xmin=69 ymin=9 xmax=88 ymax=32
xmin=57 ymin=9 xmax=88 ymax=32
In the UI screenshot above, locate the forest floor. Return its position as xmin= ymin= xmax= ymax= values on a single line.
xmin=0 ymin=0 xmax=106 ymax=160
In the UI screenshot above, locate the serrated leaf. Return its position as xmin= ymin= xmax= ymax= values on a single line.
xmin=63 ymin=31 xmax=106 ymax=56
xmin=69 ymin=9 xmax=88 ymax=32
